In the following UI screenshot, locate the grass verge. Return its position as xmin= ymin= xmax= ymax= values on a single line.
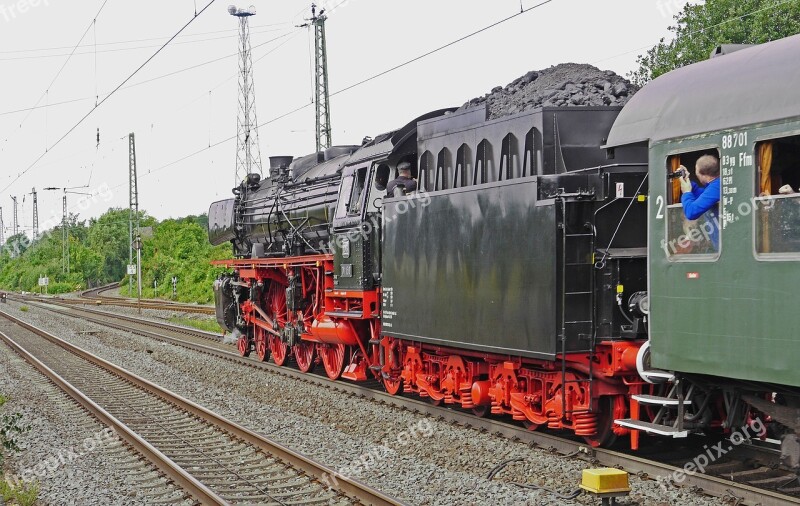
xmin=168 ymin=316 xmax=221 ymax=334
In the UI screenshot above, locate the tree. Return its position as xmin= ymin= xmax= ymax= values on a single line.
xmin=630 ymin=0 xmax=800 ymax=87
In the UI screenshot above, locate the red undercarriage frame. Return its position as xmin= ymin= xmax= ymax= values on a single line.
xmin=213 ymin=254 xmax=651 ymax=448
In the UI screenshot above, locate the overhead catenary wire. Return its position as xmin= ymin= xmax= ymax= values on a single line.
xmin=2 ymin=0 xmax=112 ymax=144
xmin=54 ymin=0 xmax=559 ymax=215
xmin=0 ymin=0 xmax=219 ymax=196
xmin=37 ymin=0 xmax=794 ymax=226
xmin=0 ymin=29 xmax=298 ymax=119
xmin=0 ymin=25 xmax=290 ymax=62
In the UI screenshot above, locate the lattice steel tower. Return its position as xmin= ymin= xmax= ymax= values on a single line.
xmin=29 ymin=187 xmax=38 ymax=241
xmin=129 ymin=133 xmax=140 ymax=296
xmin=229 ymin=5 xmax=263 ymax=185
xmin=310 ymin=4 xmax=332 ymax=154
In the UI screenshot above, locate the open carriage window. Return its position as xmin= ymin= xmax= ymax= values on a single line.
xmin=755 ymin=136 xmax=800 ymax=257
xmin=664 ymin=149 xmax=721 ymax=259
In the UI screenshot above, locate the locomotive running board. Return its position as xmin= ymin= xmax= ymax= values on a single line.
xmin=614 ymin=419 xmax=688 ymax=437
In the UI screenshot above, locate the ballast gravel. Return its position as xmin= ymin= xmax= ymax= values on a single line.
xmin=2 ymin=301 xmax=730 ymax=506
xmin=0 ymin=323 xmax=190 ymax=505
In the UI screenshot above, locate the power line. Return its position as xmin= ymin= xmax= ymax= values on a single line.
xmin=0 ymin=30 xmax=298 ymax=119
xmin=0 ymin=0 xmax=219 ymax=196
xmin=90 ymin=0 xmax=558 ymax=187
xmin=0 ymin=22 xmax=291 ymax=55
xmin=2 ymin=0 xmax=112 ymax=147
xmin=0 ymin=26 xmax=289 ymax=61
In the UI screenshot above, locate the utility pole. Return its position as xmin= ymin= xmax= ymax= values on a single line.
xmin=29 ymin=187 xmax=38 ymax=241
xmin=0 ymin=207 xmax=4 ymax=247
xmin=229 ymin=4 xmax=263 ymax=186
xmin=62 ymin=193 xmax=68 ymax=273
xmin=129 ymin=133 xmax=139 ymax=297
xmin=133 ymin=235 xmax=142 ymax=313
xmin=10 ymin=196 xmax=18 ymax=237
xmin=309 ymin=3 xmax=332 ymax=155
xmin=44 ymin=186 xmax=91 ymax=274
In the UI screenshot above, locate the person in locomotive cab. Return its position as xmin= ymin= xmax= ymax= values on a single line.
xmin=386 ymin=161 xmax=417 ymax=197
xmin=676 ymin=154 xmax=721 ymax=249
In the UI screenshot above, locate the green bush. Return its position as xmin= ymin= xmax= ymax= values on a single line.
xmin=0 ymin=209 xmax=230 ymax=305
xmin=0 ymin=477 xmax=40 ymax=506
xmin=0 ymin=396 xmax=38 ymax=506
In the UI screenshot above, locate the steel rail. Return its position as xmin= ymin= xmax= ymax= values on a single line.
xmin=78 ymin=282 xmax=215 ymax=314
xmin=0 ymin=308 xmax=403 ymax=506
xmin=12 ymin=300 xmax=800 ymax=506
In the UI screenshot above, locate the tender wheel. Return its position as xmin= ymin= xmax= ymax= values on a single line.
xmin=427 ymin=396 xmax=443 ymax=406
xmin=293 ymin=341 xmax=316 ymax=373
xmin=472 ymin=405 xmax=491 ymax=418
xmin=269 ymin=336 xmax=289 ymax=366
xmin=254 ymin=328 xmax=269 ymax=362
xmin=320 ymin=343 xmax=346 ymax=380
xmin=582 ymin=396 xmax=618 ymax=448
xmin=523 ymin=420 xmax=541 ymax=431
xmin=237 ymin=335 xmax=251 ymax=358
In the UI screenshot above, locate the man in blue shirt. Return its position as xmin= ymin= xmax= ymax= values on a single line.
xmin=677 ymin=154 xmax=721 ymax=250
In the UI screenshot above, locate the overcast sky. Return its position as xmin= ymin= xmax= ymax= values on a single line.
xmin=0 ymin=0 xmax=684 ymax=238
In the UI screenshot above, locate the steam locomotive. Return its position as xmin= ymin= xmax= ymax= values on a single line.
xmin=209 ymin=35 xmax=800 ymax=454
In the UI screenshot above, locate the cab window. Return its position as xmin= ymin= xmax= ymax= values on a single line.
xmin=755 ymin=136 xmax=800 ymax=257
xmin=347 ymin=167 xmax=368 ymax=216
xmin=367 ymin=163 xmax=391 ymax=213
xmin=335 ymin=174 xmax=354 ymax=218
xmin=664 ymin=149 xmax=721 ymax=259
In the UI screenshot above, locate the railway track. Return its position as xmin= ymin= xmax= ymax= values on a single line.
xmin=72 ymin=283 xmax=216 ymax=315
xmin=0 ymin=307 xmax=401 ymax=506
xmin=10 ymin=298 xmax=800 ymax=506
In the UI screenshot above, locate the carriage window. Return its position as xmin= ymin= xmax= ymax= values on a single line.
xmin=755 ymin=136 xmax=800 ymax=257
xmin=347 ymin=167 xmax=368 ymax=216
xmin=664 ymin=150 xmax=721 ymax=259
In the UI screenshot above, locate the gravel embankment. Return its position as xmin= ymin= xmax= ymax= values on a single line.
xmin=0 ymin=325 xmax=189 ymax=505
xmin=2 ymin=301 xmax=728 ymax=505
